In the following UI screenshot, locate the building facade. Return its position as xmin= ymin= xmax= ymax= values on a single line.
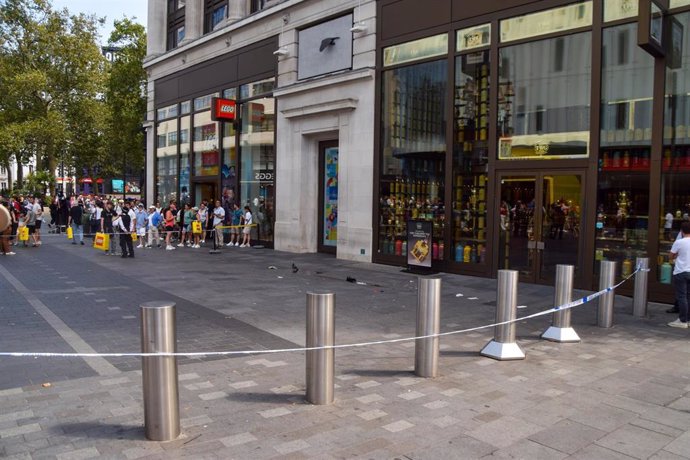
xmin=146 ymin=0 xmax=690 ymax=301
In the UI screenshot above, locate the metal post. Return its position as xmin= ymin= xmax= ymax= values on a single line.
xmin=415 ymin=277 xmax=441 ymax=378
xmin=306 ymin=292 xmax=335 ymax=405
xmin=480 ymin=270 xmax=525 ymax=360
xmin=542 ymin=265 xmax=580 ymax=343
xmin=633 ymin=257 xmax=649 ymax=318
xmin=597 ymin=261 xmax=617 ymax=328
xmin=141 ymin=301 xmax=180 ymax=441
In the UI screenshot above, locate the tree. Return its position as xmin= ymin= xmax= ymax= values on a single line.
xmin=101 ymin=18 xmax=147 ymax=183
xmin=0 ymin=0 xmax=105 ymax=190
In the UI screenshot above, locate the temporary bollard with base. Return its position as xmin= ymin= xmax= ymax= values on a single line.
xmin=415 ymin=277 xmax=441 ymax=378
xmin=633 ymin=257 xmax=649 ymax=318
xmin=481 ymin=270 xmax=525 ymax=360
xmin=141 ymin=301 xmax=180 ymax=442
xmin=597 ymin=261 xmax=617 ymax=328
xmin=541 ymin=265 xmax=580 ymax=343
xmin=306 ymin=292 xmax=335 ymax=405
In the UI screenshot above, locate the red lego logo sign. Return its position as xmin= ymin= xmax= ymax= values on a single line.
xmin=211 ymin=97 xmax=236 ymax=122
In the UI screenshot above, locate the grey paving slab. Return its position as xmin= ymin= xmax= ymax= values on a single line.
xmin=596 ymin=424 xmax=676 ymax=459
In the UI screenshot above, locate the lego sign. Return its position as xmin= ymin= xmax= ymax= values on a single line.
xmin=211 ymin=97 xmax=236 ymax=122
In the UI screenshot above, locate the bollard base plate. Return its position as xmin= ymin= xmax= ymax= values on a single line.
xmin=541 ymin=326 xmax=581 ymax=343
xmin=480 ymin=340 xmax=525 ymax=361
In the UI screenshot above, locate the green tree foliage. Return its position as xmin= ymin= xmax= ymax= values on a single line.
xmin=0 ymin=0 xmax=106 ymax=189
xmin=102 ymin=18 xmax=147 ymax=181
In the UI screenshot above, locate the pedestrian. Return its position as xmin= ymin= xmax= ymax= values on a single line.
xmin=227 ymin=203 xmax=242 ymax=247
xmin=114 ymin=202 xmax=135 ymax=258
xmin=135 ymin=203 xmax=148 ymax=248
xmin=190 ymin=206 xmax=201 ymax=248
xmin=100 ymin=200 xmax=117 ymax=255
xmin=669 ymin=220 xmax=690 ymax=328
xmin=197 ymin=202 xmax=208 ymax=245
xmin=240 ymin=205 xmax=252 ymax=247
xmin=68 ymin=200 xmax=85 ymax=245
xmin=147 ymin=205 xmax=161 ymax=248
xmin=163 ymin=200 xmax=177 ymax=250
xmin=1 ymin=200 xmax=16 ymax=256
xmin=180 ymin=203 xmax=194 ymax=247
xmin=91 ymin=200 xmax=103 ymax=239
xmin=9 ymin=196 xmax=20 ymax=245
xmin=31 ymin=197 xmax=43 ymax=245
xmin=212 ymin=200 xmax=225 ymax=248
xmin=24 ymin=203 xmax=38 ymax=247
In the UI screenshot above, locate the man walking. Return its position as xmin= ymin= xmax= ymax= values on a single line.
xmin=668 ymin=220 xmax=690 ymax=328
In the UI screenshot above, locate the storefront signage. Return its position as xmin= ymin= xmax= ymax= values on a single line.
xmin=457 ymin=24 xmax=491 ymax=52
xmin=637 ymin=0 xmax=668 ymax=58
xmin=211 ymin=97 xmax=237 ymax=122
xmin=407 ymin=220 xmax=433 ymax=268
xmin=255 ymin=171 xmax=274 ymax=181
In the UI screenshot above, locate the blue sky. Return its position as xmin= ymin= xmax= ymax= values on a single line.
xmin=50 ymin=0 xmax=147 ymax=44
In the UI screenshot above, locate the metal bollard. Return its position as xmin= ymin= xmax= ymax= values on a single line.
xmin=597 ymin=261 xmax=617 ymax=328
xmin=633 ymin=257 xmax=649 ymax=318
xmin=415 ymin=277 xmax=441 ymax=378
xmin=141 ymin=301 xmax=180 ymax=441
xmin=542 ymin=265 xmax=580 ymax=343
xmin=306 ymin=292 xmax=335 ymax=405
xmin=480 ymin=270 xmax=525 ymax=360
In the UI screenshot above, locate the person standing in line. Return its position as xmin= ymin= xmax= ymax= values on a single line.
xmin=163 ymin=200 xmax=177 ymax=250
xmin=23 ymin=203 xmax=38 ymax=247
xmin=68 ymin=200 xmax=85 ymax=245
xmin=240 ymin=205 xmax=252 ymax=248
xmin=32 ymin=197 xmax=43 ymax=245
xmin=668 ymin=220 xmax=690 ymax=328
xmin=114 ymin=202 xmax=135 ymax=258
xmin=100 ymin=200 xmax=116 ymax=255
xmin=227 ymin=203 xmax=242 ymax=247
xmin=212 ymin=200 xmax=225 ymax=248
xmin=1 ymin=200 xmax=16 ymax=255
xmin=9 ymin=197 xmax=20 ymax=245
xmin=197 ymin=202 xmax=208 ymax=245
xmin=135 ymin=204 xmax=148 ymax=248
xmin=147 ymin=205 xmax=161 ymax=248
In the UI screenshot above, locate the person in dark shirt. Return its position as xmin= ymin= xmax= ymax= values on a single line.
xmin=100 ymin=201 xmax=116 ymax=255
xmin=68 ymin=201 xmax=84 ymax=245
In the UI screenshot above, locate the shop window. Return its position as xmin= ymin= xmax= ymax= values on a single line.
xmin=193 ymin=111 xmax=219 ymax=177
xmin=194 ymin=93 xmax=217 ymax=112
xmin=167 ymin=0 xmax=186 ymax=50
xmin=157 ymin=103 xmax=178 ymax=120
xmin=239 ymin=98 xmax=275 ymax=244
xmin=497 ymin=32 xmax=591 ymax=160
xmin=156 ymin=119 xmax=179 ymax=205
xmin=180 ymin=116 xmax=191 ymax=204
xmin=379 ymin=59 xmax=447 ymax=260
xmin=500 ymin=2 xmax=592 ymax=43
xmin=453 ymin=51 xmax=489 ymax=265
xmin=659 ymin=11 xmax=690 ymax=282
xmin=596 ymin=22 xmax=654 ymax=279
xmin=239 ymin=78 xmax=275 ymax=99
xmin=180 ymin=101 xmax=191 ymax=115
xmin=221 ymin=106 xmax=238 ymax=207
xmin=670 ymin=0 xmax=690 ymax=6
xmin=204 ymin=0 xmax=228 ymax=33
xmin=383 ymin=34 xmax=448 ymax=68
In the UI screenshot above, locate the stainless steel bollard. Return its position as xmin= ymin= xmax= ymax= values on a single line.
xmin=597 ymin=261 xmax=617 ymax=328
xmin=415 ymin=277 xmax=441 ymax=378
xmin=633 ymin=257 xmax=649 ymax=318
xmin=480 ymin=270 xmax=525 ymax=360
xmin=306 ymin=292 xmax=335 ymax=405
xmin=542 ymin=265 xmax=580 ymax=343
xmin=141 ymin=301 xmax=180 ymax=442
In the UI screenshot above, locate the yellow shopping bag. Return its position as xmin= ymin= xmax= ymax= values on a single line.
xmin=192 ymin=221 xmax=202 ymax=234
xmin=19 ymin=226 xmax=29 ymax=241
xmin=131 ymin=232 xmax=137 ymax=241
xmin=93 ymin=232 xmax=109 ymax=251
xmin=67 ymin=226 xmax=73 ymax=240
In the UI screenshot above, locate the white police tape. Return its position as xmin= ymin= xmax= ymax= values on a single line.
xmin=0 ymin=268 xmax=646 ymax=358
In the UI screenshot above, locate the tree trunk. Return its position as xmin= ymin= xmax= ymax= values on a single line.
xmin=15 ymin=155 xmax=23 ymax=189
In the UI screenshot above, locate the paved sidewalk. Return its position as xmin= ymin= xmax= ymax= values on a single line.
xmin=0 ymin=241 xmax=689 ymax=459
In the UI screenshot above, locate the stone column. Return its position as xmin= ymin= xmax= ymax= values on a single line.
xmin=228 ymin=0 xmax=250 ymax=22
xmin=184 ymin=0 xmax=203 ymax=42
xmin=146 ymin=0 xmax=167 ymax=56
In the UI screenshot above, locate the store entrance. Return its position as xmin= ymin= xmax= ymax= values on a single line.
xmin=497 ymin=171 xmax=585 ymax=284
xmin=318 ymin=141 xmax=339 ymax=254
xmin=194 ymin=182 xmax=217 ymax=206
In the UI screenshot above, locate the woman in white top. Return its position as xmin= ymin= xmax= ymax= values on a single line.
xmin=240 ymin=206 xmax=252 ymax=247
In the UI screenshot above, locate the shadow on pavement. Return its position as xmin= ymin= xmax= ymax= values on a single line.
xmin=439 ymin=350 xmax=479 ymax=357
xmin=226 ymin=392 xmax=307 ymax=405
xmin=344 ymin=369 xmax=413 ymax=378
xmin=53 ymin=422 xmax=144 ymax=440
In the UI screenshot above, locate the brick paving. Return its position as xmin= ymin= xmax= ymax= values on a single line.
xmin=0 ymin=239 xmax=689 ymax=458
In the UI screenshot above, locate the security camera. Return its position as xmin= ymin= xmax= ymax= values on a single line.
xmin=350 ymin=23 xmax=367 ymax=33
xmin=273 ymin=47 xmax=288 ymax=56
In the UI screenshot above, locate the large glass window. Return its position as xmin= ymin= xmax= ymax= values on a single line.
xmin=156 ymin=119 xmax=178 ymax=204
xmin=222 ymin=91 xmax=238 ymax=207
xmin=167 ymin=0 xmax=185 ymax=50
xmin=239 ymin=97 xmax=275 ymax=244
xmin=379 ymin=59 xmax=447 ymax=259
xmin=596 ymin=23 xmax=654 ymax=278
xmin=193 ymin=111 xmax=219 ymax=177
xmin=453 ymin=51 xmax=489 ymax=264
xmin=204 ymin=0 xmax=228 ymax=33
xmin=659 ymin=11 xmax=690 ymax=283
xmin=179 ymin=116 xmax=191 ymax=204
xmin=498 ymin=32 xmax=591 ymax=159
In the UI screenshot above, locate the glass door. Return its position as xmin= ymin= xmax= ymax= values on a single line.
xmin=497 ymin=172 xmax=584 ymax=283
